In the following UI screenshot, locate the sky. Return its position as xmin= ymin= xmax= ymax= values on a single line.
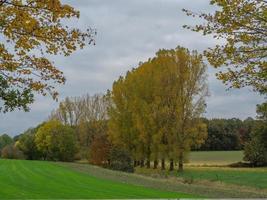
xmin=0 ymin=0 xmax=265 ymax=136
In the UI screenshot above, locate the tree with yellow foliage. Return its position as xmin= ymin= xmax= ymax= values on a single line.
xmin=183 ymin=0 xmax=267 ymax=94
xmin=108 ymin=46 xmax=208 ymax=172
xmin=0 ymin=0 xmax=95 ymax=112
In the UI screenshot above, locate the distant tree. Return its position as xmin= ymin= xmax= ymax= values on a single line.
xmin=50 ymin=97 xmax=83 ymax=127
xmin=0 ymin=134 xmax=13 ymax=152
xmin=200 ymin=118 xmax=243 ymax=151
xmin=0 ymin=0 xmax=95 ymax=112
xmin=183 ymin=0 xmax=267 ymax=93
xmin=239 ymin=117 xmax=255 ymax=147
xmin=256 ymin=102 xmax=267 ymax=121
xmin=16 ymin=127 xmax=42 ymax=160
xmin=50 ymin=94 xmax=108 ymax=127
xmin=49 ymin=94 xmax=110 ymax=160
xmin=1 ymin=144 xmax=24 ymax=159
xmin=89 ymin=134 xmax=111 ymax=166
xmin=78 ymin=120 xmax=108 ymax=158
xmin=35 ymin=120 xmax=77 ymax=161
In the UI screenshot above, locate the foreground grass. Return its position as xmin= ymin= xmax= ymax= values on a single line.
xmin=64 ymin=162 xmax=267 ymax=198
xmin=0 ymin=159 xmax=194 ymax=199
xmin=187 ymin=151 xmax=243 ymax=166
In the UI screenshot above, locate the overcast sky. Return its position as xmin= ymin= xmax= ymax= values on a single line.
xmin=0 ymin=0 xmax=265 ymax=136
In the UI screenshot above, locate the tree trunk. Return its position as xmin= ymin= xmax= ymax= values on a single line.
xmin=140 ymin=160 xmax=144 ymax=168
xmin=178 ymin=152 xmax=184 ymax=172
xmin=169 ymin=159 xmax=174 ymax=171
xmin=161 ymin=159 xmax=165 ymax=170
xmin=153 ymin=160 xmax=158 ymax=169
xmin=134 ymin=160 xmax=137 ymax=167
xmin=146 ymin=159 xmax=150 ymax=168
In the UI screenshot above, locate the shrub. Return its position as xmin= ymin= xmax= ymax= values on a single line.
xmin=108 ymin=147 xmax=134 ymax=173
xmin=0 ymin=134 xmax=13 ymax=152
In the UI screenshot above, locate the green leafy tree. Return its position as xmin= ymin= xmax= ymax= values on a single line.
xmin=256 ymin=101 xmax=267 ymax=121
xmin=0 ymin=0 xmax=95 ymax=112
xmin=16 ymin=127 xmax=42 ymax=160
xmin=244 ymin=121 xmax=267 ymax=166
xmin=108 ymin=147 xmax=134 ymax=173
xmin=244 ymin=102 xmax=267 ymax=166
xmin=200 ymin=118 xmax=243 ymax=151
xmin=183 ymin=0 xmax=267 ymax=93
xmin=35 ymin=120 xmax=77 ymax=161
xmin=0 ymin=134 xmax=13 ymax=152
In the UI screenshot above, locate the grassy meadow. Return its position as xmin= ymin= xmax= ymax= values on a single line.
xmin=134 ymin=151 xmax=267 ymax=198
xmin=187 ymin=150 xmax=244 ymax=166
xmin=0 ymin=151 xmax=266 ymax=199
xmin=65 ymin=162 xmax=267 ymax=198
xmin=0 ymin=159 xmax=194 ymax=199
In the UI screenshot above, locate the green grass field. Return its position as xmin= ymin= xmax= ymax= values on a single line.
xmin=64 ymin=162 xmax=267 ymax=198
xmin=134 ymin=150 xmax=267 ymax=198
xmin=136 ymin=166 xmax=267 ymax=189
xmin=0 ymin=159 xmax=194 ymax=199
xmin=0 ymin=151 xmax=266 ymax=199
xmin=187 ymin=151 xmax=243 ymax=166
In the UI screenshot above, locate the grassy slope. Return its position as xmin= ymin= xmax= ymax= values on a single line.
xmin=0 ymin=159 xmax=194 ymax=199
xmin=187 ymin=151 xmax=243 ymax=166
xmin=63 ymin=162 xmax=267 ymax=198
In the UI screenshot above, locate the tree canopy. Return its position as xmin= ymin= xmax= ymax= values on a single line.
xmin=35 ymin=120 xmax=77 ymax=161
xmin=0 ymin=0 xmax=95 ymax=112
xmin=183 ymin=0 xmax=267 ymax=94
xmin=108 ymin=46 xmax=208 ymax=171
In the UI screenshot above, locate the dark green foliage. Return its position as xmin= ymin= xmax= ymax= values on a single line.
xmin=108 ymin=147 xmax=134 ymax=173
xmin=195 ymin=118 xmax=257 ymax=151
xmin=244 ymin=122 xmax=267 ymax=166
xmin=0 ymin=134 xmax=13 ymax=152
xmin=0 ymin=76 xmax=34 ymax=112
xmin=244 ymin=102 xmax=267 ymax=166
xmin=256 ymin=102 xmax=267 ymax=121
xmin=17 ymin=128 xmax=41 ymax=160
xmin=35 ymin=121 xmax=78 ymax=162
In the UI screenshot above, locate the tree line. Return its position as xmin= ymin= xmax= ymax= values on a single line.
xmin=1 ymin=46 xmax=266 ymax=171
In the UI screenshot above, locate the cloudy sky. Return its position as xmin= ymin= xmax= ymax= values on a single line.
xmin=0 ymin=0 xmax=265 ymax=136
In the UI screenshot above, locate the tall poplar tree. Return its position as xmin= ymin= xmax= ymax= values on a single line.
xmin=108 ymin=46 xmax=208 ymax=172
